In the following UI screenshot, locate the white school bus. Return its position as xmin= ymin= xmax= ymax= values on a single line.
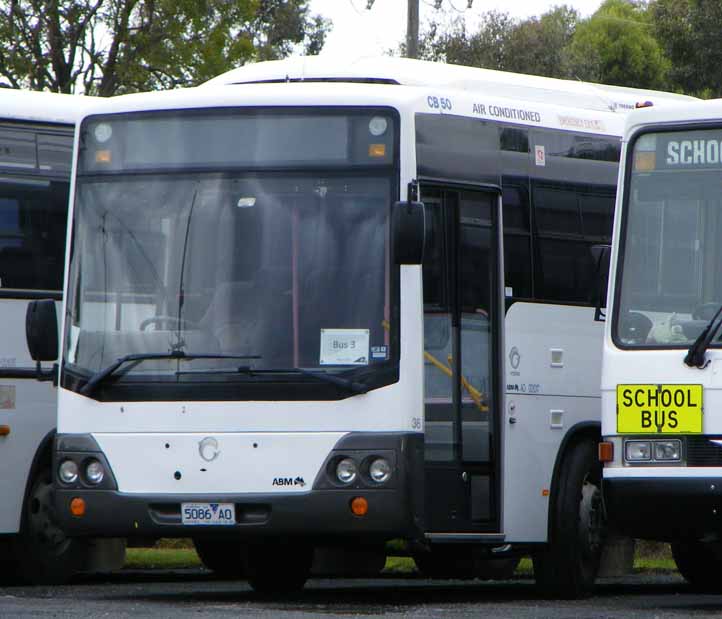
xmin=32 ymin=57 xmax=690 ymax=596
xmin=0 ymin=90 xmax=123 ymax=584
xmin=602 ymin=98 xmax=722 ymax=590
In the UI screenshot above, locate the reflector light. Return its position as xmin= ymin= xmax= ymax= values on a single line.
xmin=598 ymin=441 xmax=614 ymax=463
xmin=635 ymin=101 xmax=654 ymax=108
xmin=70 ymin=497 xmax=86 ymax=517
xmin=350 ymin=496 xmax=368 ymax=516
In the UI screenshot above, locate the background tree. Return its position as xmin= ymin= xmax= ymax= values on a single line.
xmin=650 ymin=0 xmax=722 ymax=97
xmin=0 ymin=0 xmax=330 ymax=95
xmin=504 ymin=6 xmax=578 ymax=78
xmin=566 ymin=0 xmax=668 ymax=88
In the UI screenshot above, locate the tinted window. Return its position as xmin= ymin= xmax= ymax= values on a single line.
xmin=534 ymin=184 xmax=582 ymax=235
xmin=536 ymin=238 xmax=595 ymax=302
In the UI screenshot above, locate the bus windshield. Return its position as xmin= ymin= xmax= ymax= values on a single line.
xmin=615 ymin=128 xmax=722 ymax=348
xmin=65 ymin=172 xmax=392 ymax=382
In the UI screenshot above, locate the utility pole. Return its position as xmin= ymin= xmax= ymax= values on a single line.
xmin=406 ymin=0 xmax=419 ymax=59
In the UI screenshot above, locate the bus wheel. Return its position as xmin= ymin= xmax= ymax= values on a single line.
xmin=672 ymin=541 xmax=722 ymax=591
xmin=193 ymin=539 xmax=247 ymax=578
xmin=13 ymin=465 xmax=86 ymax=585
xmin=533 ymin=439 xmax=605 ymax=599
xmin=245 ymin=542 xmax=312 ymax=594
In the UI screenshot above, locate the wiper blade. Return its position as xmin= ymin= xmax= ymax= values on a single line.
xmin=253 ymin=368 xmax=369 ymax=394
xmin=80 ymin=352 xmax=261 ymax=396
xmin=684 ymin=304 xmax=722 ymax=368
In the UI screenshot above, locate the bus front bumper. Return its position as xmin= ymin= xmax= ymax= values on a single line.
xmin=604 ymin=475 xmax=722 ymax=541
xmin=54 ymin=487 xmax=420 ymax=540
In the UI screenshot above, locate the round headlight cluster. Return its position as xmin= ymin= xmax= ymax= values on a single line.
xmin=336 ymin=458 xmax=358 ymax=484
xmin=85 ymin=459 xmax=105 ymax=484
xmin=58 ymin=460 xmax=79 ymax=484
xmin=369 ymin=458 xmax=391 ymax=483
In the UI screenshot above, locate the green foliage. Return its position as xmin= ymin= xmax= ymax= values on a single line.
xmin=651 ymin=0 xmax=722 ymax=97
xmin=566 ymin=0 xmax=669 ymax=88
xmin=0 ymin=0 xmax=330 ymax=95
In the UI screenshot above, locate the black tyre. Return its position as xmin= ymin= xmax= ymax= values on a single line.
xmin=11 ymin=465 xmax=88 ymax=585
xmin=475 ymin=557 xmax=521 ymax=580
xmin=672 ymin=541 xmax=722 ymax=591
xmin=533 ymin=439 xmax=605 ymax=599
xmin=193 ymin=538 xmax=247 ymax=578
xmin=246 ymin=542 xmax=312 ymax=594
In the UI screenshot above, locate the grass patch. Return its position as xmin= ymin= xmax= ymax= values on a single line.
xmin=125 ymin=548 xmax=201 ymax=570
xmin=126 ymin=539 xmax=679 ymax=575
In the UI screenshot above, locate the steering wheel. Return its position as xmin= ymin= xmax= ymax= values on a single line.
xmin=140 ymin=315 xmax=201 ymax=331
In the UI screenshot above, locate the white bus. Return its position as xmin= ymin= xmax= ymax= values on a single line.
xmin=31 ymin=57 xmax=689 ymax=596
xmin=0 ymin=90 xmax=123 ymax=585
xmin=602 ymin=99 xmax=722 ymax=590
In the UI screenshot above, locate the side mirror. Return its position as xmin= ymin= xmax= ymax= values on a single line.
xmin=590 ymin=244 xmax=612 ymax=322
xmin=392 ymin=200 xmax=425 ymax=264
xmin=26 ymin=299 xmax=59 ymax=362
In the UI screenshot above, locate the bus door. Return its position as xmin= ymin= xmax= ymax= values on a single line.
xmin=420 ymin=184 xmax=503 ymax=534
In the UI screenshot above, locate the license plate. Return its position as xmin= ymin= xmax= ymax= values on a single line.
xmin=181 ymin=502 xmax=235 ymax=526
xmin=616 ymin=384 xmax=703 ymax=433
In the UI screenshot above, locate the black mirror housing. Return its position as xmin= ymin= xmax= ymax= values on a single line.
xmin=26 ymin=299 xmax=59 ymax=362
xmin=392 ymin=200 xmax=425 ymax=265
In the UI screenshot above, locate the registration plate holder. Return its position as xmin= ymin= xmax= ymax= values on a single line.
xmin=616 ymin=384 xmax=703 ymax=434
xmin=181 ymin=502 xmax=236 ymax=526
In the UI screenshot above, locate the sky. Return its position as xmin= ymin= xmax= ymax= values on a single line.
xmin=308 ymin=0 xmax=604 ymax=57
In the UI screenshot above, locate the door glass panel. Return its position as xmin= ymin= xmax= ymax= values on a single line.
xmin=459 ymin=195 xmax=493 ymax=463
xmin=422 ymin=191 xmax=455 ymax=462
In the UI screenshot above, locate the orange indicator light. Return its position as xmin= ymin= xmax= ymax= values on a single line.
xmin=70 ymin=497 xmax=86 ymax=517
xmin=0 ymin=425 xmax=9 ymax=437
xmin=542 ymin=488 xmax=550 ymax=497
xmin=598 ymin=441 xmax=614 ymax=463
xmin=95 ymin=150 xmax=112 ymax=164
xmin=369 ymin=144 xmax=386 ymax=158
xmin=350 ymin=496 xmax=368 ymax=517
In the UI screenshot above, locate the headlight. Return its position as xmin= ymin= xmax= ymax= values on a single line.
xmin=654 ymin=440 xmax=682 ymax=461
xmin=369 ymin=458 xmax=392 ymax=483
xmin=336 ymin=458 xmax=357 ymax=484
xmin=625 ymin=441 xmax=652 ymax=461
xmin=85 ymin=459 xmax=105 ymax=484
xmin=58 ymin=459 xmax=79 ymax=484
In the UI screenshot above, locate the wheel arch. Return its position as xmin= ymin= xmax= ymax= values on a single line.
xmin=19 ymin=429 xmax=56 ymax=514
xmin=545 ymin=421 xmax=601 ymax=542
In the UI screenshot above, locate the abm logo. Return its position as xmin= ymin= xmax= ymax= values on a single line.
xmin=272 ymin=476 xmax=306 ymax=487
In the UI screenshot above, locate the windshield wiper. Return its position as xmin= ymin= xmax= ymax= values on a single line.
xmin=684 ymin=303 xmax=722 ymax=368
xmin=248 ymin=367 xmax=369 ymax=394
xmin=80 ymin=351 xmax=261 ymax=396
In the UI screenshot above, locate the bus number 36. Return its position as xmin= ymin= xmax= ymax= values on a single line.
xmin=427 ymin=96 xmax=452 ymax=111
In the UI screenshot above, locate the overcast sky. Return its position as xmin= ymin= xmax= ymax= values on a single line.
xmin=307 ymin=0 xmax=604 ymax=57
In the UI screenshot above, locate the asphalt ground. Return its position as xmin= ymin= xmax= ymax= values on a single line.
xmin=2 ymin=570 xmax=722 ymax=618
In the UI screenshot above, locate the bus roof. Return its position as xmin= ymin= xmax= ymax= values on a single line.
xmin=624 ymin=98 xmax=722 ymax=136
xmin=204 ymin=56 xmax=696 ymax=115
xmin=0 ymin=89 xmax=95 ymax=125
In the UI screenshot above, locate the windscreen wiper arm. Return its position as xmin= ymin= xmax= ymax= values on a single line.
xmin=80 ymin=351 xmax=261 ymax=396
xmin=684 ymin=304 xmax=722 ymax=368
xmin=248 ymin=367 xmax=369 ymax=394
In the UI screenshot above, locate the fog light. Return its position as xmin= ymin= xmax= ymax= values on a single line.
xmin=70 ymin=497 xmax=86 ymax=517
xmin=369 ymin=458 xmax=391 ymax=483
xmin=350 ymin=496 xmax=368 ymax=516
xmin=59 ymin=459 xmax=79 ymax=484
xmin=625 ymin=440 xmax=652 ymax=461
xmin=336 ymin=458 xmax=357 ymax=484
xmin=654 ymin=440 xmax=682 ymax=461
xmin=85 ymin=459 xmax=105 ymax=484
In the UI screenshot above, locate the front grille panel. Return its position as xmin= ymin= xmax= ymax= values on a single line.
xmin=686 ymin=436 xmax=722 ymax=467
